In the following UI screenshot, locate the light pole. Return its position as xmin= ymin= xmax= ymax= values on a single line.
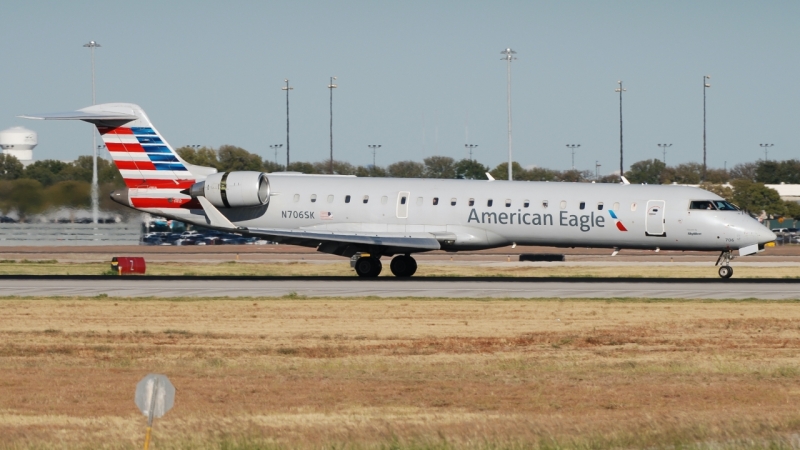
xmin=565 ymin=144 xmax=580 ymax=170
xmin=83 ymin=40 xmax=101 ymax=224
xmin=465 ymin=144 xmax=478 ymax=161
xmin=270 ymin=144 xmax=283 ymax=167
xmin=595 ymin=161 xmax=602 ymax=180
xmin=368 ymin=145 xmax=381 ymax=168
xmin=328 ymin=76 xmax=337 ymax=174
xmin=760 ymin=143 xmax=774 ymax=161
xmin=658 ymin=143 xmax=672 ymax=164
xmin=615 ymin=80 xmax=626 ymax=182
xmin=703 ymin=75 xmax=711 ymax=181
xmin=501 ymin=48 xmax=516 ymax=180
xmin=282 ymin=79 xmax=293 ymax=168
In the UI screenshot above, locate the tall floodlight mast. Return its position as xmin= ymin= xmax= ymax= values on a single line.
xmin=566 ymin=144 xmax=580 ymax=170
xmin=615 ymin=81 xmax=626 ymax=182
xmin=703 ymin=75 xmax=711 ymax=181
xmin=282 ymin=79 xmax=293 ymax=168
xmin=328 ymin=77 xmax=337 ymax=174
xmin=658 ymin=143 xmax=672 ymax=164
xmin=501 ymin=48 xmax=516 ymax=180
xmin=83 ymin=40 xmax=101 ymax=224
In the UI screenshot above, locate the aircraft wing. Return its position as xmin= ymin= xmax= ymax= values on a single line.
xmin=19 ymin=111 xmax=138 ymax=122
xmin=195 ymin=196 xmax=441 ymax=254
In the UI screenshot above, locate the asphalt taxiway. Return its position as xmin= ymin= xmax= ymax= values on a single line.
xmin=1 ymin=276 xmax=799 ymax=299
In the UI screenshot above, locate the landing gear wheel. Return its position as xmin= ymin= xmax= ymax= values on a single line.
xmin=390 ymin=255 xmax=418 ymax=277
xmin=355 ymin=257 xmax=382 ymax=278
xmin=718 ymin=265 xmax=733 ymax=279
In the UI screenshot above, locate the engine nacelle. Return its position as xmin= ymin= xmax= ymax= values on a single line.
xmin=189 ymin=171 xmax=270 ymax=208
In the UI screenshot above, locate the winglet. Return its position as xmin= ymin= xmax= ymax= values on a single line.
xmin=620 ymin=176 xmax=631 ymax=185
xmin=486 ymin=172 xmax=495 ymax=181
xmin=197 ymin=196 xmax=236 ymax=229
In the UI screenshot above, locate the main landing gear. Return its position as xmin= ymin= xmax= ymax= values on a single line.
xmin=715 ymin=250 xmax=734 ymax=279
xmin=353 ymin=254 xmax=418 ymax=278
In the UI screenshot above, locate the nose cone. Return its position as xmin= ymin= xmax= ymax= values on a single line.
xmin=757 ymin=225 xmax=778 ymax=245
xmin=110 ymin=188 xmax=130 ymax=207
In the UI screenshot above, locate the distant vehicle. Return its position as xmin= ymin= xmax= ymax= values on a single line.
xmin=786 ymin=228 xmax=799 ymax=235
xmin=0 ymin=216 xmax=18 ymax=223
xmin=771 ymin=228 xmax=789 ymax=235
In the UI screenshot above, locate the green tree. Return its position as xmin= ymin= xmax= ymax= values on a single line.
xmin=22 ymin=160 xmax=70 ymax=187
xmin=489 ymin=162 xmax=527 ymax=180
xmin=784 ymin=201 xmax=800 ymax=220
xmin=730 ymin=179 xmax=785 ymax=215
xmin=0 ymin=153 xmax=23 ymax=180
xmin=756 ymin=159 xmax=800 ymax=184
xmin=287 ymin=161 xmax=316 ymax=173
xmin=729 ymin=162 xmax=757 ymax=181
xmin=557 ymin=169 xmax=592 ymax=182
xmin=423 ymin=156 xmax=456 ymax=178
xmin=47 ymin=180 xmax=91 ymax=211
xmin=217 ymin=145 xmax=263 ymax=171
xmin=6 ymin=179 xmax=47 ymax=221
xmin=625 ymin=159 xmax=666 ymax=184
xmin=454 ymin=159 xmax=488 ymax=180
xmin=176 ymin=146 xmax=220 ymax=169
xmin=0 ymin=180 xmax=12 ymax=214
xmin=355 ymin=165 xmax=387 ymax=177
xmin=669 ymin=163 xmax=703 ymax=184
xmin=704 ymin=168 xmax=729 ymax=184
xmin=262 ymin=160 xmax=284 ymax=173
xmin=387 ymin=161 xmax=424 ymax=178
xmin=312 ymin=160 xmax=356 ymax=175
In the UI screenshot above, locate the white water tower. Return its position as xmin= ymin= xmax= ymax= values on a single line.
xmin=0 ymin=126 xmax=37 ymax=164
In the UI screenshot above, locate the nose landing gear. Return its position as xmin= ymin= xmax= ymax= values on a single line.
xmin=715 ymin=250 xmax=734 ymax=279
xmin=390 ymin=255 xmax=417 ymax=277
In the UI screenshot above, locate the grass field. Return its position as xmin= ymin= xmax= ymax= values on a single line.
xmin=0 ymin=259 xmax=798 ymax=278
xmin=3 ymin=296 xmax=800 ymax=449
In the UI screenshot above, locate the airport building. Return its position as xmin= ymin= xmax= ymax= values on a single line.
xmin=0 ymin=126 xmax=37 ymax=166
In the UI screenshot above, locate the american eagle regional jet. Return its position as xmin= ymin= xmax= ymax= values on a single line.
xmin=22 ymin=103 xmax=776 ymax=278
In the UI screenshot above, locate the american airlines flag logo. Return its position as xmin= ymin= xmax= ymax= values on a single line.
xmin=320 ymin=211 xmax=333 ymax=220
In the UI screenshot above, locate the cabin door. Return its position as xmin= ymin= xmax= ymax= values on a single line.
xmin=396 ymin=191 xmax=410 ymax=219
xmin=645 ymin=200 xmax=666 ymax=237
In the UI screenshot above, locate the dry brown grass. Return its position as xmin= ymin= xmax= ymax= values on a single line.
xmin=0 ymin=259 xmax=798 ymax=278
xmin=3 ymin=297 xmax=800 ymax=449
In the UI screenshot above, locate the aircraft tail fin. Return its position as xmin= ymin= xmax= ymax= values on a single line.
xmin=21 ymin=103 xmax=216 ymax=190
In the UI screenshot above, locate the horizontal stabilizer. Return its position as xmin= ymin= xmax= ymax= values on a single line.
xmin=19 ymin=110 xmax=138 ymax=122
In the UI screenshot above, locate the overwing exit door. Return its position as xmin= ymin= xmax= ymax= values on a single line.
xmin=645 ymin=200 xmax=666 ymax=237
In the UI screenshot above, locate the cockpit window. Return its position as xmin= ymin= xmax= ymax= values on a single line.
xmin=690 ymin=201 xmax=716 ymax=210
xmin=713 ymin=200 xmax=738 ymax=211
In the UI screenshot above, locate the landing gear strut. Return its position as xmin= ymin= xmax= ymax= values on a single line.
xmin=715 ymin=250 xmax=734 ymax=279
xmin=354 ymin=256 xmax=382 ymax=278
xmin=390 ymin=255 xmax=417 ymax=277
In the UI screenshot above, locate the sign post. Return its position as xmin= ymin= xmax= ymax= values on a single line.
xmin=135 ymin=374 xmax=175 ymax=450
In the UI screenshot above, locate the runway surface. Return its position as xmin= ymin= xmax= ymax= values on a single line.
xmin=1 ymin=276 xmax=799 ymax=299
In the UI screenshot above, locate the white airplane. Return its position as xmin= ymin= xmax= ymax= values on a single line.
xmin=22 ymin=103 xmax=776 ymax=278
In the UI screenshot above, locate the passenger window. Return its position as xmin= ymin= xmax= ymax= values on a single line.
xmin=523 ymin=200 xmax=530 ymax=208
xmin=345 ymin=195 xmax=351 ymax=203
xmin=560 ymin=201 xmax=567 ymax=209
xmin=542 ymin=201 xmax=549 ymax=208
xmin=487 ymin=199 xmax=493 ymax=207
xmin=450 ymin=198 xmax=457 ymax=206
xmin=327 ymin=195 xmax=334 ymax=203
xmin=416 ymin=197 xmax=423 ymax=206
xmin=613 ymin=202 xmax=620 ymax=211
xmin=432 ymin=197 xmax=439 ymax=205
xmin=690 ymin=200 xmax=717 ymax=210
xmin=579 ymin=202 xmax=585 ymax=210
xmin=381 ymin=196 xmax=388 ymax=204
xmin=631 ymin=203 xmax=637 ymax=211
xmin=597 ymin=202 xmax=604 ymax=211
xmin=310 ymin=194 xmax=317 ymax=203
xmin=293 ymin=194 xmax=300 ymax=202
xmin=363 ymin=195 xmax=369 ymax=204
xmin=505 ymin=199 xmax=511 ymax=207
xmin=469 ymin=198 xmax=475 ymax=206
xmin=400 ymin=196 xmax=407 ymax=205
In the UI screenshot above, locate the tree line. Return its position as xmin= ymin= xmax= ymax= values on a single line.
xmin=1 ymin=146 xmax=799 ymax=221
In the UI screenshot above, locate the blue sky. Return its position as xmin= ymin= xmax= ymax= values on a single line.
xmin=1 ymin=0 xmax=798 ymax=175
